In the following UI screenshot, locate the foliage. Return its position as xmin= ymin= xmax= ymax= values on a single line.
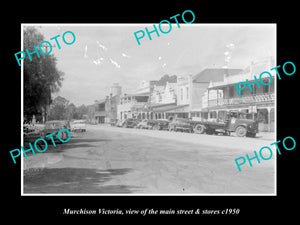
xmin=49 ymin=96 xmax=89 ymax=121
xmin=23 ymin=26 xmax=64 ymax=119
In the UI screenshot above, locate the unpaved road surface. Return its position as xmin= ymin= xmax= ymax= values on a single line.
xmin=23 ymin=125 xmax=275 ymax=194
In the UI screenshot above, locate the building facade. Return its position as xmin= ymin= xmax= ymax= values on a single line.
xmin=168 ymin=68 xmax=242 ymax=119
xmin=93 ymin=83 xmax=122 ymax=123
xmin=202 ymin=57 xmax=275 ymax=132
xmin=94 ymin=100 xmax=106 ymax=123
xmin=117 ymin=93 xmax=149 ymax=120
xmin=117 ymin=75 xmax=177 ymax=120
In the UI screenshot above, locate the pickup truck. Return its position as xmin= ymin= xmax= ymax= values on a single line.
xmin=190 ymin=111 xmax=258 ymax=137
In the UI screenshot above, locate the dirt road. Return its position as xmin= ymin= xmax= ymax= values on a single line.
xmin=23 ymin=125 xmax=275 ymax=194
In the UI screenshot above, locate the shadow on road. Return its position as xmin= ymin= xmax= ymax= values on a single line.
xmin=32 ymin=137 xmax=112 ymax=154
xmin=68 ymin=137 xmax=112 ymax=143
xmin=24 ymin=167 xmax=141 ymax=194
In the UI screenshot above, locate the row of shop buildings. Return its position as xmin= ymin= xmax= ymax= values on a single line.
xmin=93 ymin=57 xmax=275 ymax=132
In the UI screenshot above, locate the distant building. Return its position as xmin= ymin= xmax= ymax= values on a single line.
xmin=117 ymin=75 xmax=177 ymax=120
xmin=165 ymin=68 xmax=242 ymax=119
xmin=110 ymin=83 xmax=122 ymax=97
xmin=117 ymin=93 xmax=149 ymax=120
xmin=94 ymin=99 xmax=106 ymax=123
xmin=94 ymin=83 xmax=122 ymax=123
xmin=150 ymin=82 xmax=177 ymax=104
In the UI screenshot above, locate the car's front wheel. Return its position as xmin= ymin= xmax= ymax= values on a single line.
xmin=236 ymin=126 xmax=247 ymax=137
xmin=194 ymin=124 xmax=205 ymax=134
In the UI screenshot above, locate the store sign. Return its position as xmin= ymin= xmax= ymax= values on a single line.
xmin=248 ymin=105 xmax=257 ymax=113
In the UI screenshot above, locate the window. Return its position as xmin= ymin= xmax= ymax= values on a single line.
xmin=262 ymin=82 xmax=269 ymax=93
xmin=229 ymin=86 xmax=234 ymax=97
xmin=186 ymin=87 xmax=189 ymax=99
xmin=181 ymin=88 xmax=183 ymax=101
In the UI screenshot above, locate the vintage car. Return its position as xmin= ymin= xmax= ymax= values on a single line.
xmin=151 ymin=119 xmax=169 ymax=130
xmin=136 ymin=119 xmax=153 ymax=129
xmin=191 ymin=111 xmax=258 ymax=137
xmin=71 ymin=120 xmax=86 ymax=132
xmin=41 ymin=120 xmax=71 ymax=142
xmin=109 ymin=119 xmax=118 ymax=126
xmin=23 ymin=123 xmax=36 ymax=133
xmin=121 ymin=118 xmax=140 ymax=128
xmin=115 ymin=119 xmax=126 ymax=127
xmin=136 ymin=119 xmax=169 ymax=130
xmin=168 ymin=117 xmax=193 ymax=133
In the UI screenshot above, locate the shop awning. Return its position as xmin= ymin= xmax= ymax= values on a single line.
xmin=164 ymin=104 xmax=190 ymax=113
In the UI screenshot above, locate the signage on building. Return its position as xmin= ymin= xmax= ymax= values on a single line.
xmin=248 ymin=105 xmax=257 ymax=113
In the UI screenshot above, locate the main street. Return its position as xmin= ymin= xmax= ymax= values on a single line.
xmin=23 ymin=125 xmax=275 ymax=194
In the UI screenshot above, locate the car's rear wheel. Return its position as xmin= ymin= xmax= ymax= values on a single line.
xmin=194 ymin=124 xmax=205 ymax=134
xmin=236 ymin=126 xmax=247 ymax=137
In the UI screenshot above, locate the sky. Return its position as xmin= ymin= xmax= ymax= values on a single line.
xmin=30 ymin=24 xmax=276 ymax=106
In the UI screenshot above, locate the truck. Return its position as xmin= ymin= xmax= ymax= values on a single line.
xmin=190 ymin=111 xmax=258 ymax=137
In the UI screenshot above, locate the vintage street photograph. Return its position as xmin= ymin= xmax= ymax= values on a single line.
xmin=21 ymin=24 xmax=276 ymax=195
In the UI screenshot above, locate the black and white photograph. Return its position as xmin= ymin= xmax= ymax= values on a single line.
xmin=21 ymin=23 xmax=276 ymax=195
xmin=4 ymin=3 xmax=298 ymax=220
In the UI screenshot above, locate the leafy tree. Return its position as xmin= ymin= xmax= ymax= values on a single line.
xmin=23 ymin=26 xmax=64 ymax=121
xmin=48 ymin=96 xmax=69 ymax=120
xmin=76 ymin=104 xmax=88 ymax=119
xmin=65 ymin=103 xmax=77 ymax=120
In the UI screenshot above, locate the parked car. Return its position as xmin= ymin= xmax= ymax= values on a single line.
xmin=23 ymin=123 xmax=35 ymax=133
xmin=168 ymin=118 xmax=193 ymax=133
xmin=121 ymin=118 xmax=140 ymax=128
xmin=41 ymin=120 xmax=71 ymax=142
xmin=136 ymin=119 xmax=153 ymax=129
xmin=151 ymin=119 xmax=169 ymax=130
xmin=110 ymin=119 xmax=118 ymax=126
xmin=71 ymin=120 xmax=86 ymax=132
xmin=190 ymin=111 xmax=258 ymax=137
xmin=116 ymin=119 xmax=126 ymax=127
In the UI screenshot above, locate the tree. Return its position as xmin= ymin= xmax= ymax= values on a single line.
xmin=158 ymin=74 xmax=177 ymax=84
xmin=76 ymin=104 xmax=88 ymax=119
xmin=65 ymin=103 xmax=77 ymax=120
xmin=48 ymin=96 xmax=69 ymax=120
xmin=23 ymin=26 xmax=64 ymax=121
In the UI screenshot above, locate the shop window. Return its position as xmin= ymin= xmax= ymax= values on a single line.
xmin=229 ymin=86 xmax=234 ymax=97
xmin=209 ymin=111 xmax=217 ymax=119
